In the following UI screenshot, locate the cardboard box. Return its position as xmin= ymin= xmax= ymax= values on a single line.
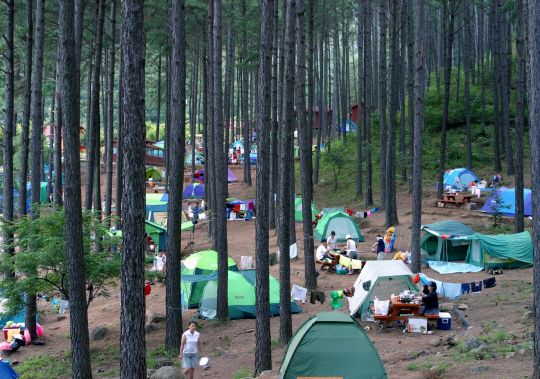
xmin=407 ymin=317 xmax=428 ymax=333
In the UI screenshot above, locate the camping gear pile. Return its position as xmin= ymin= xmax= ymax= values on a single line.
xmin=226 ymin=200 xmax=255 ymax=220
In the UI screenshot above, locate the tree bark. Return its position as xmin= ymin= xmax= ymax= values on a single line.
xmin=356 ymin=0 xmax=363 ymax=199
xmin=18 ymin=0 xmax=33 ymax=218
xmin=491 ymin=0 xmax=502 ymax=173
xmin=364 ymin=0 xmax=373 ymax=206
xmin=314 ymin=0 xmax=326 ymax=186
xmin=54 ymin=85 xmax=63 ymax=208
xmin=464 ymin=2 xmax=472 ymax=170
xmin=156 ymin=55 xmax=162 ymax=142
xmin=115 ymin=44 xmax=124 ymax=230
xmin=120 ymin=0 xmax=147 ymax=376
xmin=406 ymin=0 xmax=414 ymax=192
xmin=59 ymin=1 xmax=92 ymax=377
xmin=269 ymin=0 xmax=278 ymax=230
xmin=379 ymin=0 xmax=387 ymax=207
xmin=279 ymin=0 xmax=295 ymax=346
xmin=411 ymin=0 xmax=426 ymax=275
xmin=165 ymin=0 xmax=186 ymax=352
xmin=515 ymin=0 xmax=525 ymax=233
xmin=255 ymin=0 xmax=274 ymax=372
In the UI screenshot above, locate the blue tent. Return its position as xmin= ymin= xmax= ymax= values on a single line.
xmin=436 ymin=168 xmax=479 ymax=191
xmin=0 ymin=361 xmax=19 ymax=378
xmin=481 ymin=188 xmax=533 ymax=217
xmin=339 ymin=120 xmax=356 ymax=132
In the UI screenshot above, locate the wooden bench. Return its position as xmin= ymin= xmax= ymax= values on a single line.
xmin=440 ymin=199 xmax=466 ymax=208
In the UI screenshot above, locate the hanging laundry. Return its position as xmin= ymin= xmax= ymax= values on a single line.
xmin=330 ymin=291 xmax=344 ymax=309
xmin=233 ymin=204 xmax=240 ymax=211
xmin=310 ymin=290 xmax=325 ymax=304
xmin=461 ymin=283 xmax=470 ymax=294
xmin=441 ymin=282 xmax=462 ymax=299
xmin=483 ymin=278 xmax=496 ymax=289
xmin=291 ymin=284 xmax=307 ymax=303
xmin=339 ymin=255 xmax=352 ymax=268
xmin=350 ymin=259 xmax=363 ymax=270
xmin=269 ymin=253 xmax=278 ymax=266
xmin=471 ymin=281 xmax=483 ymax=293
xmin=59 ymin=300 xmax=70 ymax=314
xmin=240 ymin=256 xmax=254 ymax=270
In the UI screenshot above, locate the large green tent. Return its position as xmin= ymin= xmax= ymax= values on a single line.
xmin=420 ymin=220 xmax=475 ymax=261
xmin=280 ymin=312 xmax=387 ymax=379
xmin=40 ymin=182 xmax=48 ymax=203
xmin=465 ymin=231 xmax=533 ymax=269
xmin=183 ymin=270 xmax=301 ymax=320
xmin=146 ymin=193 xmax=168 ymax=220
xmin=313 ymin=210 xmax=364 ymax=243
xmin=145 ymin=219 xmax=167 ymax=250
xmin=294 ymin=198 xmax=318 ymax=222
xmin=181 ymin=250 xmax=239 ymax=308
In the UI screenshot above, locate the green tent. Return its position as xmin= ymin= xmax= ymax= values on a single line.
xmin=181 ymin=250 xmax=239 ymax=308
xmin=420 ymin=220 xmax=475 ymax=261
xmin=323 ymin=207 xmax=346 ymax=214
xmin=313 ymin=211 xmax=364 ymax=243
xmin=280 ymin=312 xmax=387 ymax=379
xmin=188 ymin=270 xmax=301 ymax=320
xmin=294 ymin=198 xmax=318 ymax=222
xmin=184 ymin=152 xmax=204 ymax=165
xmin=40 ymin=182 xmax=48 ymax=203
xmin=145 ymin=219 xmax=167 ymax=250
xmin=146 ymin=193 xmax=168 ymax=221
xmin=146 ymin=167 xmax=163 ymax=181
xmin=465 ymin=231 xmax=533 ymax=269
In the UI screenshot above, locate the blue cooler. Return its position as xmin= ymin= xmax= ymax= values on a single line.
xmin=437 ymin=312 xmax=452 ymax=330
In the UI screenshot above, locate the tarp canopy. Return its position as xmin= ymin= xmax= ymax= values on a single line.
xmin=480 ymin=187 xmax=533 ymax=217
xmin=146 ymin=193 xmax=168 ymax=220
xmin=280 ymin=312 xmax=387 ymax=379
xmin=145 ymin=219 xmax=167 ymax=250
xmin=184 ymin=152 xmax=204 ymax=165
xmin=465 ymin=231 xmax=533 ymax=268
xmin=313 ymin=211 xmax=365 ymax=243
xmin=294 ymin=198 xmax=319 ymax=222
xmin=348 ymin=260 xmax=418 ymax=321
xmin=436 ymin=168 xmax=480 ymax=190
xmin=196 ymin=270 xmax=302 ymax=320
xmin=227 ymin=169 xmax=238 ymax=182
xmin=181 ymin=250 xmax=239 ymax=307
xmin=183 ymin=183 xmax=205 ymax=199
xmin=420 ymin=220 xmax=475 ymax=261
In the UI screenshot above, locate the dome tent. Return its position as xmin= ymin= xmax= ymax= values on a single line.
xmin=480 ymin=187 xmax=533 ymax=217
xmin=181 ymin=250 xmax=239 ymax=308
xmin=313 ymin=210 xmax=365 ymax=243
xmin=420 ymin=220 xmax=475 ymax=261
xmin=184 ymin=151 xmax=204 ymax=165
xmin=280 ymin=312 xmax=387 ymax=379
xmin=436 ymin=168 xmax=479 ymax=190
xmin=294 ymin=198 xmax=319 ymax=222
xmin=192 ymin=269 xmax=302 ymax=320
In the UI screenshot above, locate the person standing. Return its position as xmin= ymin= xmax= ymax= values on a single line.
xmin=372 ymin=235 xmax=386 ymax=260
xmin=180 ymin=321 xmax=204 ymax=379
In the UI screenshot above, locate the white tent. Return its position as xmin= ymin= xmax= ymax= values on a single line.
xmin=348 ymin=260 xmax=418 ymax=321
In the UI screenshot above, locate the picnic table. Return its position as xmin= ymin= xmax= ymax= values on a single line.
xmin=371 ymin=296 xmax=439 ymax=330
xmin=439 ymin=193 xmax=474 ymax=208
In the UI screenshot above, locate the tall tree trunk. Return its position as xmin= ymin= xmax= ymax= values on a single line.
xmin=356 ymin=0 xmax=364 ymax=198
xmin=364 ymin=0 xmax=373 ymax=206
xmin=120 ymin=0 xmax=147 ymax=376
xmin=206 ymin=0 xmax=216 ymax=244
xmin=105 ymin=0 xmax=117 ymax=224
xmin=411 ymin=0 xmax=425 ymax=275
xmin=29 ymin=0 xmax=46 ymax=340
xmin=515 ymin=0 xmax=525 ymax=233
xmin=279 ymin=0 xmax=295 ymax=346
xmin=464 ymin=2 xmax=472 ymax=170
xmin=156 ymin=55 xmax=162 ymax=142
xmin=479 ymin=1 xmax=486 ymax=136
xmin=84 ymin=0 xmax=106 ymax=210
xmin=437 ymin=0 xmax=455 ymax=200
xmin=269 ymin=0 xmax=278 ymax=230
xmin=314 ymin=0 xmax=326 ymax=186
xmin=224 ymin=7 xmax=234 ymax=155
xmin=59 ymin=1 xmax=92 ymax=377
xmin=213 ymin=0 xmax=229 ymax=321
xmin=18 ymin=0 xmax=33 ymax=218
xmin=492 ymin=0 xmax=502 ymax=173
xmin=165 ymin=0 xmax=186 ymax=352
xmin=54 ymin=80 xmax=63 ymax=208
xmin=115 ymin=44 xmax=124 ymax=230
xmin=242 ymin=0 xmax=250 ymax=186
xmin=385 ymin=0 xmax=399 ymax=227
xmin=379 ymin=0 xmax=387 ymax=207
xmin=407 ymin=0 xmax=414 ymax=192
xmin=399 ymin=0 xmax=407 ymax=183
xmin=255 ymin=0 xmax=274 ymax=372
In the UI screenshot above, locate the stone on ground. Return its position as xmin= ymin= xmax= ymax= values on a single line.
xmin=149 ymin=366 xmax=185 ymax=379
xmin=89 ymin=327 xmax=108 ymax=341
xmin=148 ymin=312 xmax=166 ymax=324
xmin=462 ymin=337 xmax=486 ymax=352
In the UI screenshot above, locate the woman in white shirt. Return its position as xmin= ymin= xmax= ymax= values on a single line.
xmin=151 ymin=250 xmax=166 ymax=272
xmin=344 ymin=234 xmax=359 ymax=275
xmin=327 ymin=231 xmax=337 ymax=250
xmin=180 ymin=321 xmax=204 ymax=379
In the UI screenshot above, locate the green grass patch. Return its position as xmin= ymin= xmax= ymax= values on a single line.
xmin=405 ymin=363 xmax=419 ymax=370
xmin=233 ymin=367 xmax=250 ymax=379
xmin=271 ymin=337 xmax=281 ymax=350
xmin=16 ymin=355 xmax=72 ymax=379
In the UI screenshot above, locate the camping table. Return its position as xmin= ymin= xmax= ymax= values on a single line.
xmin=372 ymin=296 xmax=439 ymax=331
xmin=440 ymin=194 xmax=474 ymax=208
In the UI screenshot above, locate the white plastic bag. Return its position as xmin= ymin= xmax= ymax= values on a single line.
xmin=374 ymin=300 xmax=390 ymax=315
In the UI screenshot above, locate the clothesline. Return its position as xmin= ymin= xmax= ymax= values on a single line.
xmin=418 ymin=272 xmax=497 ymax=300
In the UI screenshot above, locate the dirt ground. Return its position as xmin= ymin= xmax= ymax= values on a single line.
xmin=9 ymin=164 xmax=535 ymax=379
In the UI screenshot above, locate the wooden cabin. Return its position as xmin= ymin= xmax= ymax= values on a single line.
xmin=42 ymin=124 xmax=86 ymax=151
xmin=349 ymin=103 xmax=365 ymax=125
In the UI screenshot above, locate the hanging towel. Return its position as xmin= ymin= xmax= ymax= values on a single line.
xmin=442 ymin=282 xmax=462 ymax=299
xmin=471 ymin=281 xmax=483 ymax=293
xmin=367 ymin=211 xmax=372 ymax=217
xmin=51 ymin=299 xmax=60 ymax=306
xmin=433 ymin=280 xmax=444 ymax=297
xmin=339 ymin=255 xmax=352 ymax=268
xmin=240 ymin=256 xmax=254 ymax=270
xmin=461 ymin=283 xmax=470 ymax=294
xmin=277 ymin=243 xmax=298 ymax=259
xmin=233 ymin=204 xmax=240 ymax=211
xmin=291 ymin=284 xmax=307 ymax=303
xmin=59 ymin=300 xmax=70 ymax=314
xmin=240 ymin=204 xmax=247 ymax=211
xmin=483 ymin=277 xmax=497 ymax=289
xmin=310 ymin=290 xmax=325 ymax=304
xmin=248 ymin=202 xmax=254 ymax=210
xmin=351 ymin=259 xmax=363 ymax=270
xmin=269 ymin=253 xmax=278 ymax=266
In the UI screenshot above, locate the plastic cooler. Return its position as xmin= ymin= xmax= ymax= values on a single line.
xmin=437 ymin=312 xmax=452 ymax=330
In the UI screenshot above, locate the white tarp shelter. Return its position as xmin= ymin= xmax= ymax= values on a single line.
xmin=348 ymin=260 xmax=418 ymax=321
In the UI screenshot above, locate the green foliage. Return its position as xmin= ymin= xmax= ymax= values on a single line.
xmin=16 ymin=355 xmax=72 ymax=379
xmin=233 ymin=367 xmax=251 ymax=379
xmin=322 ymin=139 xmax=354 ymax=192
xmin=0 ymin=206 xmax=121 ymax=316
xmin=488 ymin=186 xmax=512 ymax=227
xmin=405 ymin=363 xmax=419 ymax=370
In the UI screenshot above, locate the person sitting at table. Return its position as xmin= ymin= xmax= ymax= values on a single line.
xmin=315 ymin=239 xmax=339 ymax=269
xmin=418 ymin=281 xmax=439 ymax=316
xmin=327 ymin=231 xmax=337 ymax=250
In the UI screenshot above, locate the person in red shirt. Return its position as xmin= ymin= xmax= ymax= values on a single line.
xmin=468 ymin=179 xmax=478 ymax=189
